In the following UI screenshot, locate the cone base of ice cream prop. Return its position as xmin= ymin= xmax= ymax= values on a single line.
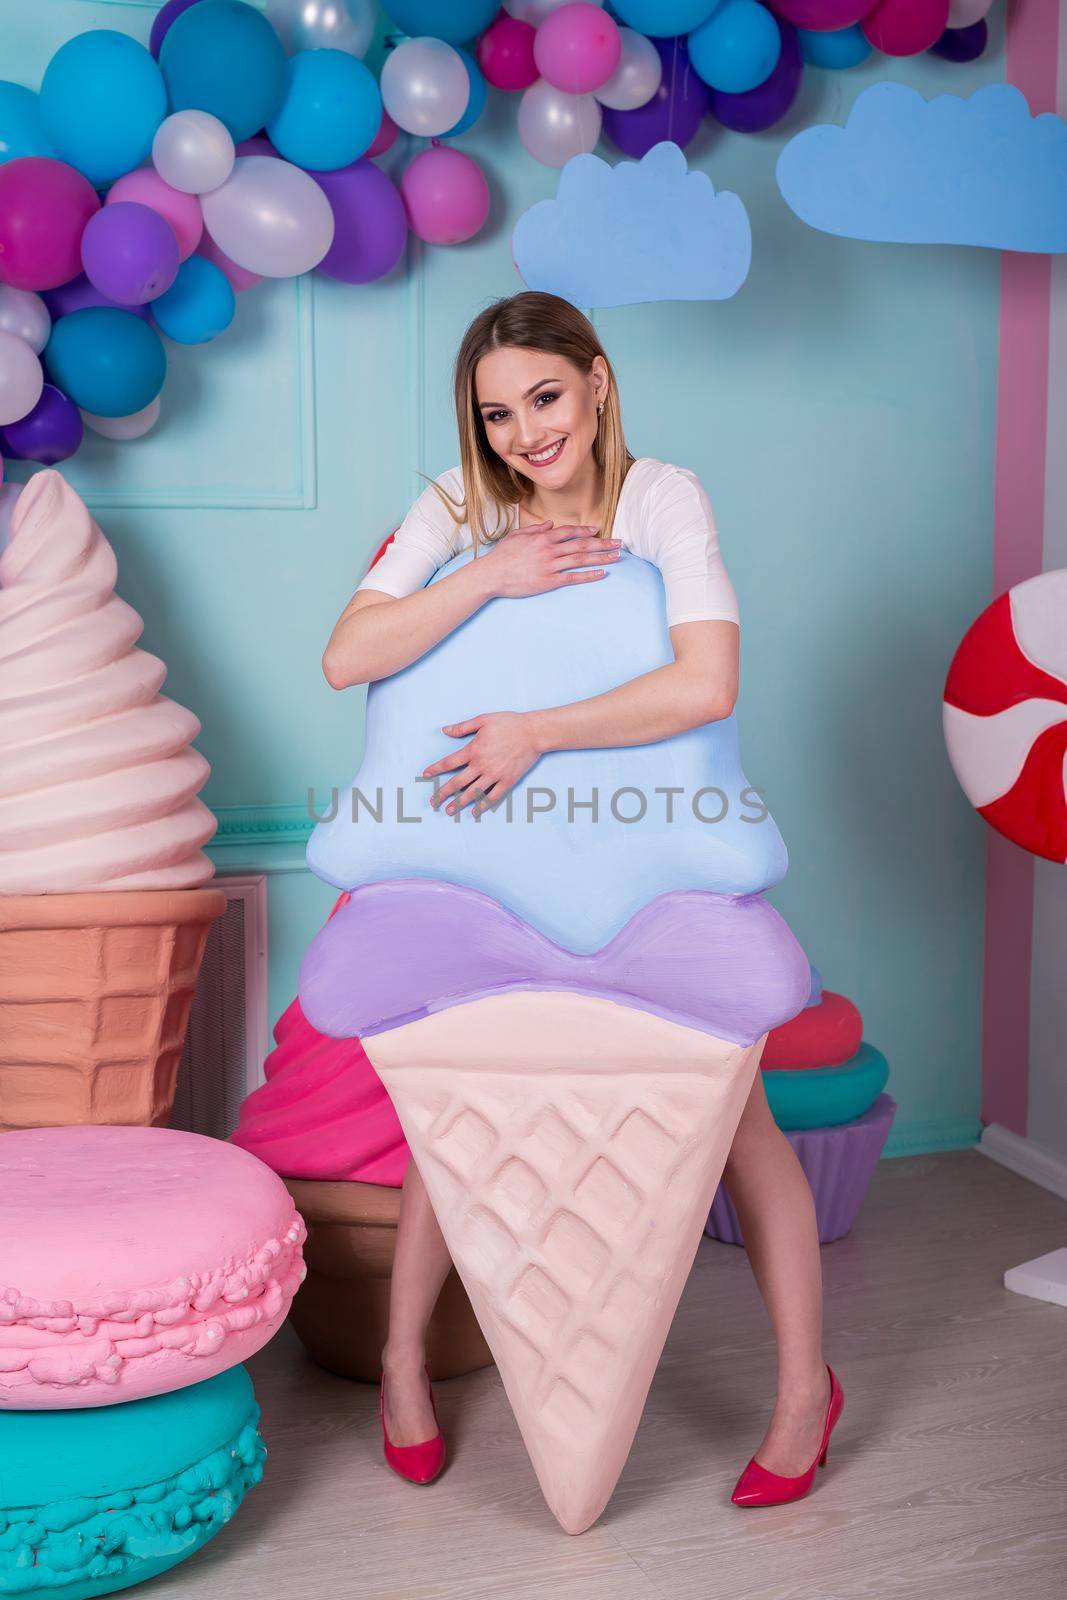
xmin=0 ymin=887 xmax=226 ymax=1131
xmin=283 ymin=1177 xmax=494 ymax=1383
xmin=362 ymin=990 xmax=767 ymax=1537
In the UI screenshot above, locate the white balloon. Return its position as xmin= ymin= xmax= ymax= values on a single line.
xmin=381 ymin=37 xmax=470 ymax=137
xmin=595 ymin=27 xmax=662 ymax=111
xmin=266 ymin=0 xmax=376 ymax=55
xmin=0 ymin=331 xmax=44 ymax=426
xmin=517 ymin=79 xmax=602 ymax=168
xmin=505 ymin=0 xmax=603 ymax=20
xmin=81 ymin=397 xmax=161 ymax=441
xmin=200 ymin=156 xmax=335 ymax=277
xmin=153 ymin=111 xmax=236 ymax=196
xmin=0 ymin=287 xmax=51 ymax=355
xmin=946 ymin=0 xmax=993 ymax=24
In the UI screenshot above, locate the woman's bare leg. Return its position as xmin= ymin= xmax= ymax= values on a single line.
xmin=381 ymin=1158 xmax=454 ymax=1445
xmin=721 ymin=1068 xmax=832 ymax=1475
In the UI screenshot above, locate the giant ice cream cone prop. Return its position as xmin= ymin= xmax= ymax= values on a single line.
xmin=299 ymin=546 xmax=809 ymax=1533
xmin=0 ymin=471 xmax=224 ymax=1130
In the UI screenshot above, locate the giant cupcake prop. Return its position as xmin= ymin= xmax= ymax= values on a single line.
xmin=0 ymin=470 xmax=224 ymax=1130
xmin=299 ymin=545 xmax=809 ymax=1535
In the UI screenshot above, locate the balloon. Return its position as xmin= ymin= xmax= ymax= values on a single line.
xmin=43 ymin=274 xmax=152 ymax=322
xmin=106 ymin=170 xmax=203 ymax=262
xmin=0 ymin=481 xmax=23 ymax=554
xmin=861 ymin=0 xmax=949 ymax=55
xmin=150 ymin=255 xmax=235 ymax=343
xmin=0 ymin=287 xmax=51 ymax=354
xmin=708 ymin=17 xmax=801 ymax=130
xmin=266 ymin=0 xmax=377 ymax=54
xmin=946 ymin=0 xmax=991 ymax=22
xmin=196 ymin=230 xmax=263 ymax=291
xmin=380 ymin=37 xmax=470 ymax=136
xmin=517 ymin=79 xmax=602 ymax=166
xmin=0 ymin=331 xmax=43 ymax=425
xmin=0 ymin=383 xmax=82 ymax=465
xmin=381 ymin=0 xmax=499 ymax=43
xmin=39 ymin=30 xmax=166 ymax=187
xmin=267 ymin=49 xmax=382 ymax=169
xmin=688 ymin=0 xmax=781 ymax=94
xmin=199 ymin=155 xmax=335 ymax=276
xmin=235 ymin=135 xmax=281 ymax=158
xmin=930 ymin=16 xmax=987 ymax=57
xmin=81 ymin=203 xmax=181 ymax=306
xmin=768 ymin=0 xmax=868 ymax=25
xmin=477 ymin=16 xmax=539 ymax=92
xmin=44 ymin=307 xmax=166 ymax=417
xmin=400 ymin=146 xmax=490 ymax=244
xmin=150 ymin=0 xmax=206 ymax=58
xmin=535 ymin=4 xmax=622 ymax=94
xmin=152 ymin=110 xmax=236 ymax=196
xmin=309 ymin=158 xmax=408 ymax=282
xmin=600 ymin=36 xmax=709 ymax=156
xmin=0 ymin=158 xmax=100 ymax=292
xmin=505 ymin=0 xmax=603 ymax=19
xmin=159 ymin=0 xmax=288 ymax=143
xmin=798 ymin=21 xmax=871 ymax=63
xmin=443 ymin=48 xmax=488 ymax=135
xmin=594 ymin=26 xmax=663 ymax=109
xmin=610 ymin=0 xmax=718 ymax=27
xmin=366 ymin=108 xmax=400 ymax=157
xmin=0 ymin=82 xmax=54 ymax=165
xmin=82 ymin=396 xmax=162 ymax=440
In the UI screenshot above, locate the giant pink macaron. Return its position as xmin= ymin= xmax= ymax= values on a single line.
xmin=0 ymin=1126 xmax=306 ymax=1409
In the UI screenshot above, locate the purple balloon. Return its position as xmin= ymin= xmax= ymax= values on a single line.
xmin=0 ymin=383 xmax=83 ymax=465
xmin=708 ymin=20 xmax=802 ymax=134
xmin=600 ymin=36 xmax=711 ymax=158
xmin=308 ymin=160 xmax=409 ymax=285
xmin=150 ymin=0 xmax=204 ymax=59
xmin=43 ymin=272 xmax=152 ymax=322
xmin=81 ymin=202 xmax=181 ymax=306
xmin=930 ymin=18 xmax=987 ymax=62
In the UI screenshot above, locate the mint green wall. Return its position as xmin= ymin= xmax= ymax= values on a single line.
xmin=8 ymin=1 xmax=1007 ymax=1153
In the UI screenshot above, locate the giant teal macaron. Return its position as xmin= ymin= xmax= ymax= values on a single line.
xmin=763 ymin=1042 xmax=890 ymax=1130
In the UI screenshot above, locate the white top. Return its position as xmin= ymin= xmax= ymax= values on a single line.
xmin=357 ymin=455 xmax=741 ymax=630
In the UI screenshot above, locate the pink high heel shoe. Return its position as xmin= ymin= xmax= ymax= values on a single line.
xmin=731 ymin=1364 xmax=844 ymax=1507
xmin=379 ymin=1365 xmax=446 ymax=1485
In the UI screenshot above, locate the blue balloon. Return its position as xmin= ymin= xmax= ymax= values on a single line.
xmin=443 ymin=48 xmax=487 ymax=137
xmin=688 ymin=0 xmax=781 ymax=96
xmin=612 ymin=0 xmax=722 ymax=31
xmin=151 ymin=256 xmax=235 ymax=344
xmin=0 ymin=82 xmax=55 ymax=165
xmin=382 ymin=1 xmax=499 ymax=44
xmin=39 ymin=31 xmax=166 ymax=187
xmin=45 ymin=307 xmax=166 ymax=417
xmin=267 ymin=49 xmax=382 ymax=171
xmin=798 ymin=23 xmax=872 ymax=69
xmin=160 ymin=0 xmax=287 ymax=144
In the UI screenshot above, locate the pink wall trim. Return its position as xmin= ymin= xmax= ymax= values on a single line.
xmin=981 ymin=0 xmax=1059 ymax=1133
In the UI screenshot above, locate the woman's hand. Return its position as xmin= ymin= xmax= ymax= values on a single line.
xmin=422 ymin=711 xmax=544 ymax=817
xmin=481 ymin=521 xmax=621 ymax=599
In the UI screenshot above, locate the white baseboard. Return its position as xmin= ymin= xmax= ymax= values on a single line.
xmin=976 ymin=1122 xmax=1067 ymax=1202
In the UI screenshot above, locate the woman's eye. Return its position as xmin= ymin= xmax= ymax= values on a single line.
xmin=486 ymin=392 xmax=559 ymax=425
xmin=536 ymin=392 xmax=559 ymax=407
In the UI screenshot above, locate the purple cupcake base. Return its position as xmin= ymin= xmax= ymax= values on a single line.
xmin=706 ymin=1092 xmax=897 ymax=1246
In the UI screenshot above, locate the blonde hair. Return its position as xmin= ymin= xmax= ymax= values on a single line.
xmin=417 ymin=291 xmax=635 ymax=554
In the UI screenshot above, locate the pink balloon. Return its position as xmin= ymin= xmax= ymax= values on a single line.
xmin=196 ymin=228 xmax=262 ymax=292
xmin=478 ymin=15 xmax=539 ymax=91
xmin=534 ymin=3 xmax=621 ymax=95
xmin=861 ymin=0 xmax=949 ymax=53
xmin=106 ymin=169 xmax=203 ymax=263
xmin=0 ymin=158 xmax=100 ymax=292
xmin=400 ymin=146 xmax=490 ymax=246
xmin=769 ymin=0 xmax=869 ymax=25
xmin=366 ymin=108 xmax=400 ymax=159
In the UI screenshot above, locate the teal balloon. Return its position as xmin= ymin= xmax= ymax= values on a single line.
xmin=382 ymin=0 xmax=498 ymax=45
xmin=798 ymin=23 xmax=872 ymax=68
xmin=613 ymin=1 xmax=722 ymax=29
xmin=160 ymin=0 xmax=288 ymax=144
xmin=151 ymin=255 xmax=235 ymax=344
xmin=39 ymin=31 xmax=166 ymax=186
xmin=688 ymin=0 xmax=781 ymax=95
xmin=267 ymin=49 xmax=382 ymax=170
xmin=0 ymin=82 xmax=55 ymax=165
xmin=45 ymin=307 xmax=166 ymax=417
xmin=443 ymin=47 xmax=487 ymax=137
xmin=763 ymin=1044 xmax=890 ymax=1132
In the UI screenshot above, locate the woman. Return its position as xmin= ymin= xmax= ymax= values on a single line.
xmin=322 ymin=291 xmax=843 ymax=1508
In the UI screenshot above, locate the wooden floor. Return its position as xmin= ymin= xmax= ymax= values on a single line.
xmin=154 ymin=1151 xmax=1067 ymax=1600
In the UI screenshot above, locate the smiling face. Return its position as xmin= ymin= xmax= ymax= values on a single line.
xmin=475 ymin=345 xmax=608 ymax=489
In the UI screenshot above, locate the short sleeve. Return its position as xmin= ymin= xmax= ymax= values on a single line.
xmin=355 ymin=469 xmax=465 ymax=600
xmin=628 ymin=464 xmax=741 ymax=629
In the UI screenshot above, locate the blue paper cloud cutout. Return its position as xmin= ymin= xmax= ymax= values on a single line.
xmin=776 ymin=81 xmax=1067 ymax=253
xmin=512 ymin=139 xmax=752 ymax=306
